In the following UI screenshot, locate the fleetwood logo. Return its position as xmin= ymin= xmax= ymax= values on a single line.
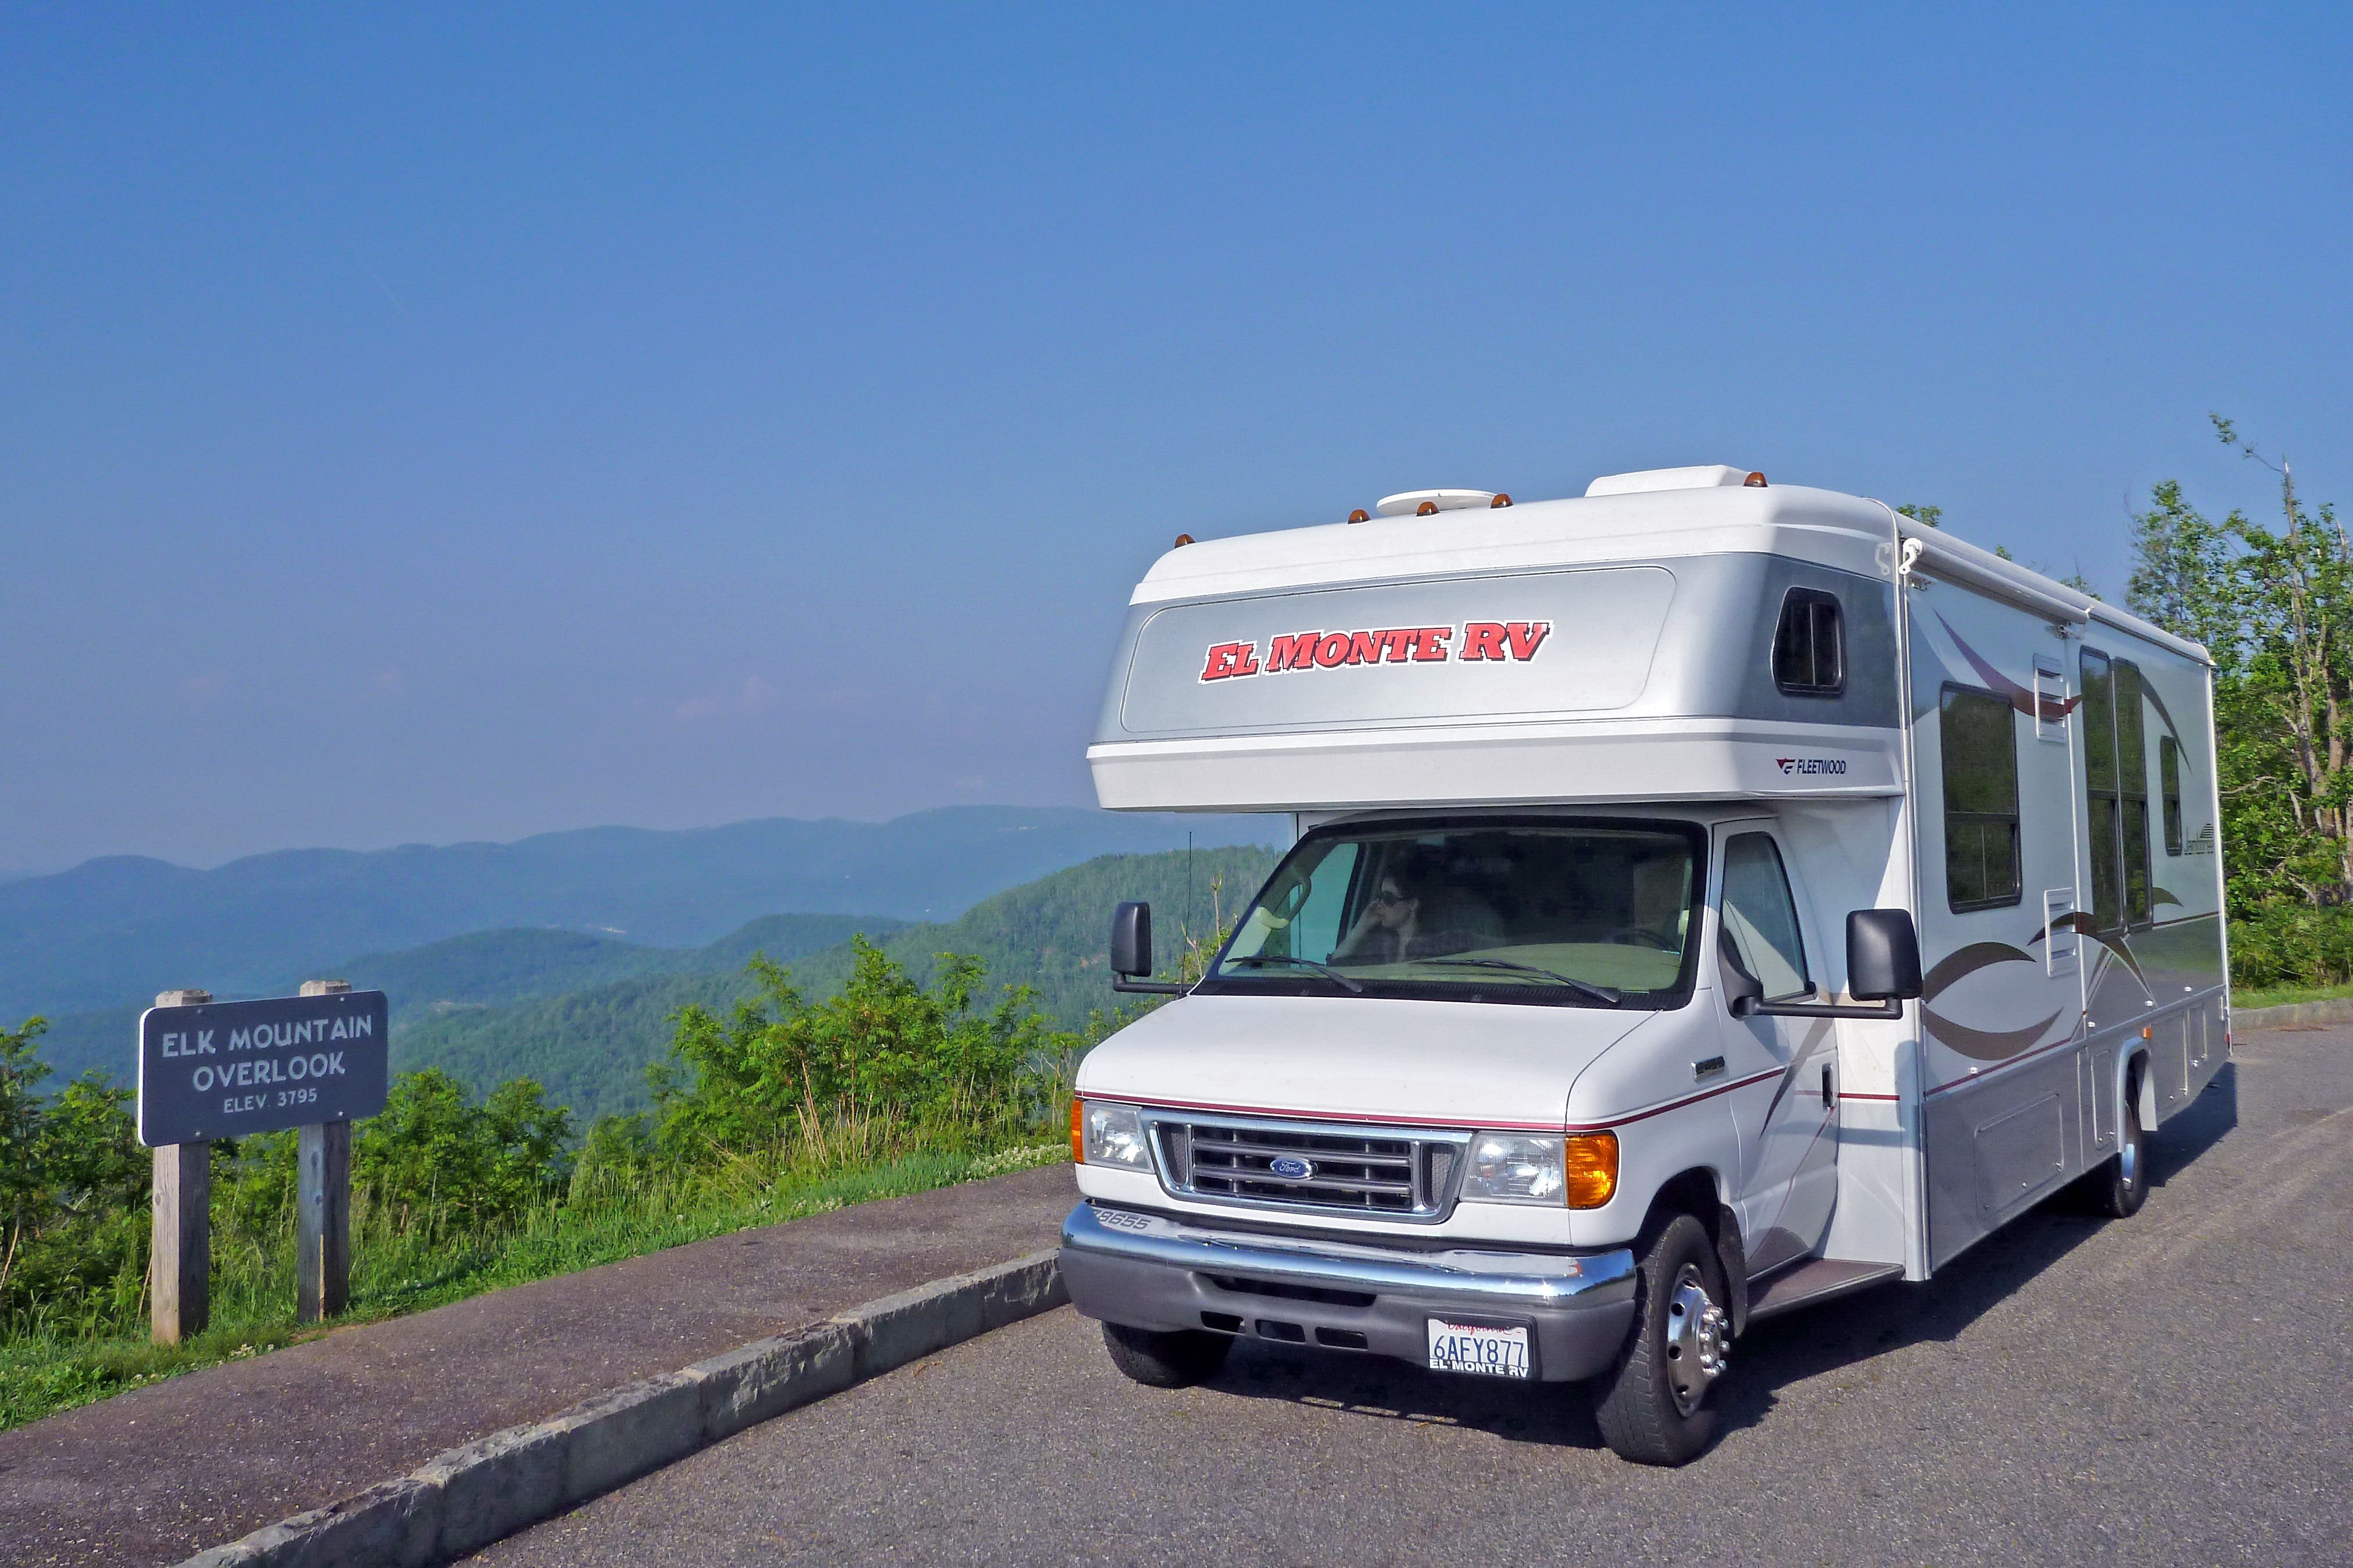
xmin=1200 ymin=621 xmax=1551 ymax=682
xmin=1775 ymin=757 xmax=1848 ymax=776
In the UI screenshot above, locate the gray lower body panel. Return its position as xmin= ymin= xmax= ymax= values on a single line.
xmin=1924 ymin=988 xmax=2228 ymax=1270
xmin=1060 ymin=1203 xmax=1638 ymax=1384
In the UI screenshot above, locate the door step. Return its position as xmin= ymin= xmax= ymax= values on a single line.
xmin=1746 ymin=1258 xmax=1904 ymax=1324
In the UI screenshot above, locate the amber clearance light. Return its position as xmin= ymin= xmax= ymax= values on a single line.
xmin=1563 ymin=1132 xmax=1619 ymax=1209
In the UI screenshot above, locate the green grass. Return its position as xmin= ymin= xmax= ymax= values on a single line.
xmin=2234 ymin=979 xmax=2353 ymax=1011
xmin=0 ymin=1140 xmax=1068 ymax=1435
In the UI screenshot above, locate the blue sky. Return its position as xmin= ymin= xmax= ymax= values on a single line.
xmin=3 ymin=3 xmax=2346 ymax=872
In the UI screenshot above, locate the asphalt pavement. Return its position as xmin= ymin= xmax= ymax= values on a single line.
xmin=470 ymin=1021 xmax=2353 ymax=1566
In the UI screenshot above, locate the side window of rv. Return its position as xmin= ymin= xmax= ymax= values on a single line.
xmin=1941 ymin=685 xmax=2022 ymax=911
xmin=1720 ymin=834 xmax=1810 ymax=1000
xmin=2117 ymin=661 xmax=2150 ymax=923
xmin=1771 ymin=589 xmax=1844 ymax=696
xmin=2079 ymin=649 xmax=2153 ymax=931
xmin=1288 ymin=841 xmax=1361 ymax=958
xmin=2161 ymin=737 xmax=2183 ymax=855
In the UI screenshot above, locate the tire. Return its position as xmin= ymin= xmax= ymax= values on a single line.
xmin=2086 ymin=1073 xmax=2149 ymax=1219
xmin=1101 ymin=1322 xmax=1231 ymax=1388
xmin=1592 ymin=1213 xmax=1733 ymax=1466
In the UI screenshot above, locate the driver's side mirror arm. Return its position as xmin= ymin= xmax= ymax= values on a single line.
xmin=1727 ymin=908 xmax=1922 ymax=1021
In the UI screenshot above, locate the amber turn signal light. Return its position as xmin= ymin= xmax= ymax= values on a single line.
xmin=1490 ymin=493 xmax=1512 ymax=508
xmin=1743 ymin=471 xmax=1768 ymax=488
xmin=1563 ymin=1132 xmax=1619 ymax=1210
xmin=1069 ymin=1098 xmax=1086 ymax=1164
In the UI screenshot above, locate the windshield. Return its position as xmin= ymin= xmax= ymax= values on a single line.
xmin=1205 ymin=819 xmax=1703 ymax=1008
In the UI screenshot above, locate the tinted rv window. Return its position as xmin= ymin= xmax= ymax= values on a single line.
xmin=1942 ymin=685 xmax=2021 ymax=911
xmin=2162 ymin=737 xmax=2183 ymax=855
xmin=2079 ymin=649 xmax=2152 ymax=931
xmin=2117 ymin=660 xmax=2151 ymax=925
xmin=1772 ymin=589 xmax=1844 ymax=696
xmin=2081 ymin=650 xmax=2119 ymax=931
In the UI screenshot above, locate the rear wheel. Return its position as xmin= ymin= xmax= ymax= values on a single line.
xmin=2086 ymin=1071 xmax=2149 ymax=1218
xmin=1101 ymin=1322 xmax=1230 ymax=1388
xmin=1592 ymin=1214 xmax=1731 ymax=1466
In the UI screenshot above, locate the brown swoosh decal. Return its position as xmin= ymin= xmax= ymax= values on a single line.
xmin=2141 ymin=682 xmax=2186 ymax=751
xmin=1922 ymin=1006 xmax=2067 ymax=1062
xmin=1759 ymin=1019 xmax=1836 ymax=1128
xmin=1921 ymin=941 xmax=2036 ymax=1002
xmin=1937 ymin=614 xmax=2079 ymax=723
xmin=2152 ymin=886 xmax=2183 ymax=911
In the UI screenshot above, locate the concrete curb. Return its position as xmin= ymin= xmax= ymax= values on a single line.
xmin=2235 ymin=997 xmax=2353 ymax=1032
xmin=180 ymin=1249 xmax=1066 ymax=1567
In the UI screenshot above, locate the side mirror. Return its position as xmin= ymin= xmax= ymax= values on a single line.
xmin=1110 ymin=901 xmax=1183 ymax=995
xmin=1846 ymin=908 xmax=1923 ymax=1002
xmin=1723 ymin=906 xmax=1920 ymax=1021
xmin=1110 ymin=901 xmax=1152 ymax=977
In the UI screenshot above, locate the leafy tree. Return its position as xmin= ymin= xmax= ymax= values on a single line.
xmin=353 ymin=1069 xmax=572 ymax=1230
xmin=1 ymin=1017 xmax=148 ymax=1330
xmin=2128 ymin=418 xmax=2353 ymax=909
xmin=652 ymin=940 xmax=1069 ymax=1168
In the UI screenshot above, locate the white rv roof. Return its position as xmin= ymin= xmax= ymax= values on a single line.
xmin=1131 ymin=480 xmax=2209 ymax=665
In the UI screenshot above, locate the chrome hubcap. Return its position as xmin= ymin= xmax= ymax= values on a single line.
xmin=1663 ymin=1262 xmax=1729 ymax=1413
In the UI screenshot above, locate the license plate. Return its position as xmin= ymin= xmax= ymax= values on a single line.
xmin=1426 ymin=1318 xmax=1531 ymax=1379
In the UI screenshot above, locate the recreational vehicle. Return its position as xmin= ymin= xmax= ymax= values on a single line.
xmin=1059 ymin=466 xmax=2229 ymax=1465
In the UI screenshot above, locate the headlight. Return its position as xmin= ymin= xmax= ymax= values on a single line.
xmin=1080 ymin=1101 xmax=1152 ymax=1169
xmin=1459 ymin=1131 xmax=1618 ymax=1208
xmin=1463 ymin=1133 xmax=1567 ymax=1204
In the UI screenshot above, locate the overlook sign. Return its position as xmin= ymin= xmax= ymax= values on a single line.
xmin=137 ymin=989 xmax=389 ymax=1147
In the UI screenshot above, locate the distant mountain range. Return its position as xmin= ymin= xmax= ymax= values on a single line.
xmin=32 ymin=844 xmax=1285 ymax=1127
xmin=0 ymin=806 xmax=1280 ymax=1022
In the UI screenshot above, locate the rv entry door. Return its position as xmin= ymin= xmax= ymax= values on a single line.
xmin=1711 ymin=824 xmax=1839 ymax=1276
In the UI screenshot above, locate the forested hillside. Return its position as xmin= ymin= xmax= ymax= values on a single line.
xmin=32 ymin=914 xmax=902 ymax=1090
xmin=396 ymin=844 xmax=1282 ymax=1121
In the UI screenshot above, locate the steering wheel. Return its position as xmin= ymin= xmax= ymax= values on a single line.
xmin=1604 ymin=926 xmax=1676 ymax=950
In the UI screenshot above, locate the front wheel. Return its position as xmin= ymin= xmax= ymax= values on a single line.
xmin=1101 ymin=1322 xmax=1231 ymax=1388
xmin=1591 ymin=1213 xmax=1732 ymax=1466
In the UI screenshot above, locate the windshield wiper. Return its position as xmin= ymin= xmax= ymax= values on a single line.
xmin=1413 ymin=957 xmax=1623 ymax=1007
xmin=1222 ymin=954 xmax=1365 ymax=994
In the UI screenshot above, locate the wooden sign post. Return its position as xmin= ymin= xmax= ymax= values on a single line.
xmin=138 ymin=982 xmax=388 ymax=1345
xmin=295 ymin=979 xmax=353 ymax=1322
xmin=150 ymin=985 xmax=215 ymax=1345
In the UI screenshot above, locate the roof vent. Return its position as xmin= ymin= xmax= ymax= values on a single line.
xmin=1584 ymin=465 xmax=1756 ymax=498
xmin=1375 ymin=489 xmax=1495 ymax=517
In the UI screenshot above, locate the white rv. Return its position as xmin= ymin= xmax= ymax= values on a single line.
xmin=1059 ymin=467 xmax=2229 ymax=1465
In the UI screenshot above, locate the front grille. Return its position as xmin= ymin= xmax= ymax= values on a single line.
xmin=1145 ymin=1112 xmax=1468 ymax=1221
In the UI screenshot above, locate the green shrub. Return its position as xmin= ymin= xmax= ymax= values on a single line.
xmin=2227 ymin=904 xmax=2353 ymax=991
xmin=650 ymin=939 xmax=1071 ymax=1171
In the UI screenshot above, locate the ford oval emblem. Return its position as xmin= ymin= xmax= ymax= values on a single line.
xmin=1268 ymin=1155 xmax=1315 ymax=1181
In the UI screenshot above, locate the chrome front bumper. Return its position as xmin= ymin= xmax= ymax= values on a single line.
xmin=1060 ymin=1202 xmax=1638 ymax=1382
